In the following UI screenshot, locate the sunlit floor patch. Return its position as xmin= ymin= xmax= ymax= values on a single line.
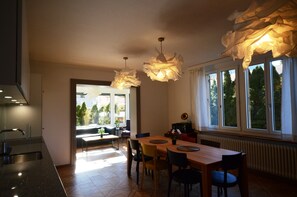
xmin=75 ymin=147 xmax=127 ymax=174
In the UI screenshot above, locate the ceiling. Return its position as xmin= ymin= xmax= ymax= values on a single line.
xmin=25 ymin=0 xmax=253 ymax=71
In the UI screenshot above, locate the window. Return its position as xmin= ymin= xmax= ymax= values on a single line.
xmin=76 ymin=85 xmax=130 ymax=128
xmin=114 ymin=94 xmax=126 ymax=124
xmin=245 ymin=63 xmax=267 ymax=130
xmin=222 ymin=69 xmax=237 ymax=127
xmin=97 ymin=94 xmax=111 ymax=125
xmin=206 ymin=67 xmax=239 ymax=130
xmin=207 ymin=73 xmax=218 ymax=127
xmin=270 ymin=60 xmax=283 ymax=132
xmin=204 ymin=57 xmax=288 ymax=135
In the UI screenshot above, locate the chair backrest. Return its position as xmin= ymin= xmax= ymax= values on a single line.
xmin=136 ymin=132 xmax=150 ymax=138
xmin=200 ymin=139 xmax=220 ymax=148
xmin=221 ymin=152 xmax=242 ymax=171
xmin=126 ymin=120 xmax=130 ymax=130
xmin=130 ymin=139 xmax=140 ymax=151
xmin=167 ymin=149 xmax=188 ymax=168
xmin=141 ymin=143 xmax=157 ymax=158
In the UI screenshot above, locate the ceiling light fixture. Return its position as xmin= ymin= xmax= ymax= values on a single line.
xmin=221 ymin=0 xmax=297 ymax=69
xmin=143 ymin=37 xmax=183 ymax=82
xmin=110 ymin=57 xmax=141 ymax=90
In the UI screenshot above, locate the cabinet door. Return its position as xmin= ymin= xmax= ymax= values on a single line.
xmin=0 ymin=0 xmax=21 ymax=85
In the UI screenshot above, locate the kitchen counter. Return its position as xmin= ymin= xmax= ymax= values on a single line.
xmin=0 ymin=137 xmax=67 ymax=197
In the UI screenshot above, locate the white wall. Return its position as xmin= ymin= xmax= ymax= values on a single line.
xmin=31 ymin=61 xmax=169 ymax=165
xmin=168 ymin=70 xmax=192 ymax=128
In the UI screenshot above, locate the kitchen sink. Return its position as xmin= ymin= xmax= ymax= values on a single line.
xmin=1 ymin=151 xmax=43 ymax=165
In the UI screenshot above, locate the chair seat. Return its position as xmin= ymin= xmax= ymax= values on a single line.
xmin=173 ymin=169 xmax=201 ymax=184
xmin=145 ymin=159 xmax=168 ymax=170
xmin=133 ymin=154 xmax=152 ymax=162
xmin=211 ymin=171 xmax=238 ymax=187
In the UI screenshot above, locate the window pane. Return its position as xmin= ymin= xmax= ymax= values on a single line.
xmin=115 ymin=94 xmax=126 ymax=124
xmin=97 ymin=94 xmax=111 ymax=125
xmin=270 ymin=60 xmax=283 ymax=131
xmin=208 ymin=73 xmax=218 ymax=126
xmin=246 ymin=64 xmax=267 ymax=129
xmin=222 ymin=69 xmax=237 ymax=127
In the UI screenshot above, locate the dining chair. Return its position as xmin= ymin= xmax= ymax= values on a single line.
xmin=136 ymin=132 xmax=150 ymax=138
xmin=140 ymin=143 xmax=168 ymax=196
xmin=200 ymin=139 xmax=221 ymax=148
xmin=167 ymin=149 xmax=202 ymax=197
xmin=211 ymin=152 xmax=243 ymax=197
xmin=129 ymin=139 xmax=152 ymax=185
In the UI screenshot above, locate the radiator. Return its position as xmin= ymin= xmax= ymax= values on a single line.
xmin=199 ymin=134 xmax=297 ymax=180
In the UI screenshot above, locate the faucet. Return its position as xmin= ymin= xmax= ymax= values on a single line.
xmin=0 ymin=128 xmax=25 ymax=156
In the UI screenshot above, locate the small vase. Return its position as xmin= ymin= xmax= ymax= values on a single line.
xmin=100 ymin=133 xmax=103 ymax=138
xmin=172 ymin=139 xmax=176 ymax=145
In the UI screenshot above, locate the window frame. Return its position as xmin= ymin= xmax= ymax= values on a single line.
xmin=205 ymin=64 xmax=241 ymax=132
xmin=204 ymin=55 xmax=285 ymax=137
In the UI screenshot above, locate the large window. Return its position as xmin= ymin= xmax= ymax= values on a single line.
xmin=76 ymin=85 xmax=130 ymax=128
xmin=204 ymin=57 xmax=289 ymax=135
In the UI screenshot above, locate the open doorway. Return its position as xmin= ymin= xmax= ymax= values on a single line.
xmin=70 ymin=79 xmax=140 ymax=165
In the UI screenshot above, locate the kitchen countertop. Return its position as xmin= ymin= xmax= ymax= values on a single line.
xmin=0 ymin=137 xmax=67 ymax=197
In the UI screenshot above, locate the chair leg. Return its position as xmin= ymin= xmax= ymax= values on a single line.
xmin=167 ymin=179 xmax=172 ymax=197
xmin=154 ymin=170 xmax=158 ymax=196
xmin=184 ymin=184 xmax=187 ymax=197
xmin=136 ymin=161 xmax=139 ymax=185
xmin=140 ymin=164 xmax=145 ymax=189
xmin=217 ymin=186 xmax=220 ymax=197
xmin=224 ymin=187 xmax=228 ymax=197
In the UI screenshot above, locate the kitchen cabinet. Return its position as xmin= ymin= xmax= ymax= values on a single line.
xmin=0 ymin=0 xmax=30 ymax=105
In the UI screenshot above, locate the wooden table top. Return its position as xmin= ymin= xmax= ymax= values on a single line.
xmin=82 ymin=134 xmax=119 ymax=142
xmin=136 ymin=135 xmax=240 ymax=166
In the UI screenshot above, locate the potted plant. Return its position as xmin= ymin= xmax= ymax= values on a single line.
xmin=115 ymin=119 xmax=120 ymax=129
xmin=98 ymin=127 xmax=105 ymax=138
xmin=169 ymin=129 xmax=181 ymax=145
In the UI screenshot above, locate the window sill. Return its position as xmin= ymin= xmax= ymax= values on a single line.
xmin=198 ymin=130 xmax=297 ymax=145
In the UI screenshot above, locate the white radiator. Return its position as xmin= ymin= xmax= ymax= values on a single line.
xmin=199 ymin=134 xmax=297 ymax=180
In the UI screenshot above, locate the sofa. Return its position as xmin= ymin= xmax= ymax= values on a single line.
xmin=76 ymin=126 xmax=116 ymax=148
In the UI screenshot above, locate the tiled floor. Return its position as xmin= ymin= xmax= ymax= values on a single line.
xmin=57 ymin=141 xmax=297 ymax=197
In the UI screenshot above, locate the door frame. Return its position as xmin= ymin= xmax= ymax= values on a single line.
xmin=70 ymin=79 xmax=141 ymax=165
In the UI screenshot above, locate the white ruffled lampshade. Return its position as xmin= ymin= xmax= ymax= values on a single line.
xmin=144 ymin=37 xmax=183 ymax=82
xmin=222 ymin=0 xmax=297 ymax=69
xmin=111 ymin=69 xmax=141 ymax=90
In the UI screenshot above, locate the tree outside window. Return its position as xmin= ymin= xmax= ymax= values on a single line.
xmin=208 ymin=73 xmax=218 ymax=126
xmin=247 ymin=64 xmax=267 ymax=129
xmin=222 ymin=69 xmax=237 ymax=127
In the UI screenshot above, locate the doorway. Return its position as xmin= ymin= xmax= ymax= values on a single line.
xmin=70 ymin=79 xmax=140 ymax=165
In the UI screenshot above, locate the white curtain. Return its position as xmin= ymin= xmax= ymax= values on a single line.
xmin=190 ymin=68 xmax=208 ymax=131
xmin=281 ymin=58 xmax=297 ymax=136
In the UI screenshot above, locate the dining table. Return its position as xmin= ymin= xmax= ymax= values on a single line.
xmin=127 ymin=135 xmax=249 ymax=197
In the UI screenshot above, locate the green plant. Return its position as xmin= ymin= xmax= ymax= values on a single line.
xmin=98 ymin=127 xmax=105 ymax=134
xmin=115 ymin=119 xmax=120 ymax=128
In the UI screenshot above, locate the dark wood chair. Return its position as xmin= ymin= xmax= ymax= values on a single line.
xmin=135 ymin=132 xmax=150 ymax=138
xmin=211 ymin=152 xmax=243 ymax=197
xmin=200 ymin=139 xmax=220 ymax=148
xmin=129 ymin=139 xmax=152 ymax=185
xmin=167 ymin=149 xmax=202 ymax=197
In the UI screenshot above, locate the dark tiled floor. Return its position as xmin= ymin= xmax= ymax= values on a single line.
xmin=57 ymin=141 xmax=297 ymax=197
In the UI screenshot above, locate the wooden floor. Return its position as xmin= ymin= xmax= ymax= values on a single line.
xmin=57 ymin=141 xmax=297 ymax=197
